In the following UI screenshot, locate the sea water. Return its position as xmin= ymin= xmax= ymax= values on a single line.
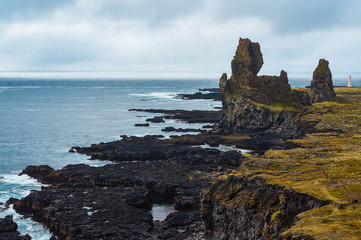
xmin=0 ymin=75 xmax=358 ymax=239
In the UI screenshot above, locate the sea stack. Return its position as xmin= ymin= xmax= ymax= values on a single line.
xmin=310 ymin=59 xmax=336 ymax=103
xmin=220 ymin=38 xmax=294 ymax=105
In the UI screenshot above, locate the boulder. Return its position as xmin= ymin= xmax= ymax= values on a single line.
xmin=310 ymin=59 xmax=336 ymax=103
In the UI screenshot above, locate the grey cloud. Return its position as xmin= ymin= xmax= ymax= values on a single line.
xmin=0 ymin=0 xmax=73 ymax=21
xmin=93 ymin=0 xmax=205 ymax=27
xmin=208 ymin=0 xmax=361 ymax=33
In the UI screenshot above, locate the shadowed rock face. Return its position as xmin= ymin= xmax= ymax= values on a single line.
xmin=310 ymin=59 xmax=336 ymax=103
xmin=201 ymin=176 xmax=330 ymax=240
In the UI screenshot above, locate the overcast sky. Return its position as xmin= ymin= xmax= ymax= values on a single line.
xmin=0 ymin=0 xmax=360 ymax=77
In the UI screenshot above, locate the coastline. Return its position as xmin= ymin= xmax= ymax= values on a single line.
xmin=2 ymin=83 xmax=361 ymax=239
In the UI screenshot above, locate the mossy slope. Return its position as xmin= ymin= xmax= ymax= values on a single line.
xmin=221 ymin=87 xmax=361 ymax=239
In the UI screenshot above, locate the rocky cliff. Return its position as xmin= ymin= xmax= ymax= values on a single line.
xmin=201 ymin=176 xmax=330 ymax=240
xmin=218 ymin=38 xmax=310 ymax=139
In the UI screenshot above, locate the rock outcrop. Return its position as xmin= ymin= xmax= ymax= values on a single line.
xmin=310 ymin=59 xmax=336 ymax=103
xmin=219 ymin=38 xmax=310 ymax=138
xmin=0 ymin=215 xmax=31 ymax=240
xmin=201 ymin=176 xmax=330 ymax=240
xmin=220 ymin=38 xmax=302 ymax=105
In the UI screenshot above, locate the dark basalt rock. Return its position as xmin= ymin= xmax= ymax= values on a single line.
xmin=13 ymin=185 xmax=153 ymax=240
xmin=201 ymin=176 xmax=331 ymax=240
xmin=70 ymin=135 xmax=242 ymax=164
xmin=218 ymin=38 xmax=311 ymax=139
xmin=0 ymin=215 xmax=31 ymax=240
xmin=15 ymin=133 xmax=244 ymax=240
xmin=146 ymin=116 xmax=165 ymax=123
xmin=176 ymin=92 xmax=221 ymax=101
xmin=161 ymin=126 xmax=206 ymax=133
xmin=152 ymin=211 xmax=205 ymax=240
xmin=310 ymin=59 xmax=336 ymax=103
xmin=221 ymin=38 xmax=301 ymax=105
xmin=135 ymin=123 xmax=150 ymax=127
xmin=199 ymin=88 xmax=220 ymax=92
xmin=130 ymin=109 xmax=221 ymax=124
xmin=0 ymin=215 xmax=17 ymax=233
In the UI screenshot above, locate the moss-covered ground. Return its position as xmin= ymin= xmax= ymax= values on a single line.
xmin=220 ymin=87 xmax=361 ymax=239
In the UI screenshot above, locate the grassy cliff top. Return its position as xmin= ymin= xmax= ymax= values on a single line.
xmin=221 ymin=87 xmax=361 ymax=239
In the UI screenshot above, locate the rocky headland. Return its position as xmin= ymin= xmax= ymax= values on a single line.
xmin=6 ymin=38 xmax=361 ymax=240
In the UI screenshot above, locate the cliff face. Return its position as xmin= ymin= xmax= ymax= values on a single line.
xmin=218 ymin=96 xmax=300 ymax=139
xmin=219 ymin=38 xmax=310 ymax=138
xmin=201 ymin=176 xmax=330 ymax=240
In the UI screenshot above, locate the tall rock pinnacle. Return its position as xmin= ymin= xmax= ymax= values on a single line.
xmin=310 ymin=59 xmax=336 ymax=103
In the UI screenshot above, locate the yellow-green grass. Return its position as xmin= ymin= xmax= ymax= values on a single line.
xmin=220 ymin=87 xmax=361 ymax=239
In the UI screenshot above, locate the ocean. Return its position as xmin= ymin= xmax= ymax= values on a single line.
xmin=0 ymin=74 xmax=359 ymax=239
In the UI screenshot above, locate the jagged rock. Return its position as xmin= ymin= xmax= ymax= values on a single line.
xmin=0 ymin=215 xmax=17 ymax=233
xmin=310 ymin=59 xmax=336 ymax=103
xmin=222 ymin=38 xmax=296 ymax=105
xmin=0 ymin=215 xmax=31 ymax=240
xmin=218 ymin=38 xmax=311 ymax=138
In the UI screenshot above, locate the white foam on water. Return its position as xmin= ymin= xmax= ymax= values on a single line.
xmin=198 ymin=144 xmax=251 ymax=154
xmin=129 ymin=92 xmax=179 ymax=99
xmin=0 ymin=173 xmax=44 ymax=187
xmin=0 ymin=174 xmax=52 ymax=239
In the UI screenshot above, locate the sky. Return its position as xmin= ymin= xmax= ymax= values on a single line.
xmin=0 ymin=0 xmax=360 ymax=78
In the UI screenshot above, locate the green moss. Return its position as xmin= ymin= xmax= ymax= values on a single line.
xmin=222 ymin=87 xmax=361 ymax=239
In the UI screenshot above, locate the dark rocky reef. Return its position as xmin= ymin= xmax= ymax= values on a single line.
xmin=70 ymin=135 xmax=242 ymax=165
xmin=310 ymin=59 xmax=336 ymax=103
xmin=201 ymin=176 xmax=331 ymax=240
xmin=161 ymin=126 xmax=206 ymax=133
xmin=176 ymin=92 xmax=221 ymax=101
xmin=13 ymin=134 xmax=243 ymax=239
xmin=0 ymin=215 xmax=31 ymax=240
xmin=130 ymin=108 xmax=221 ymax=124
xmin=218 ymin=38 xmax=311 ymax=139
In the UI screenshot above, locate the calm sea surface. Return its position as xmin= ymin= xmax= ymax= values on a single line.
xmin=0 ymin=76 xmax=358 ymax=239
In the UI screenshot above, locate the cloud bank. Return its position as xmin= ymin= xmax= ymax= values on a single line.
xmin=0 ymin=0 xmax=360 ymax=77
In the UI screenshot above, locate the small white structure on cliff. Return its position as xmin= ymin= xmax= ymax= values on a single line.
xmin=348 ymin=75 xmax=352 ymax=87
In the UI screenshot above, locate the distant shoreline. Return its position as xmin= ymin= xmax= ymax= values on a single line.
xmin=0 ymin=71 xmax=360 ymax=80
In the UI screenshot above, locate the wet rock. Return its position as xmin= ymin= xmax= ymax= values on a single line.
xmin=199 ymin=88 xmax=220 ymax=92
xmin=146 ymin=116 xmax=165 ymax=123
xmin=0 ymin=215 xmax=31 ymax=240
xmin=135 ymin=123 xmax=150 ymax=127
xmin=130 ymin=109 xmax=221 ymax=124
xmin=310 ymin=59 xmax=336 ymax=103
xmin=176 ymin=92 xmax=221 ymax=101
xmin=13 ymin=186 xmax=152 ymax=240
xmin=161 ymin=126 xmax=205 ymax=133
xmin=0 ymin=215 xmax=17 ymax=233
xmin=70 ymin=135 xmax=242 ymax=164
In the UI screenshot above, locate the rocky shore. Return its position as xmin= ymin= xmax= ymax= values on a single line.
xmin=0 ymin=215 xmax=31 ymax=240
xmin=6 ymin=38 xmax=361 ymax=240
